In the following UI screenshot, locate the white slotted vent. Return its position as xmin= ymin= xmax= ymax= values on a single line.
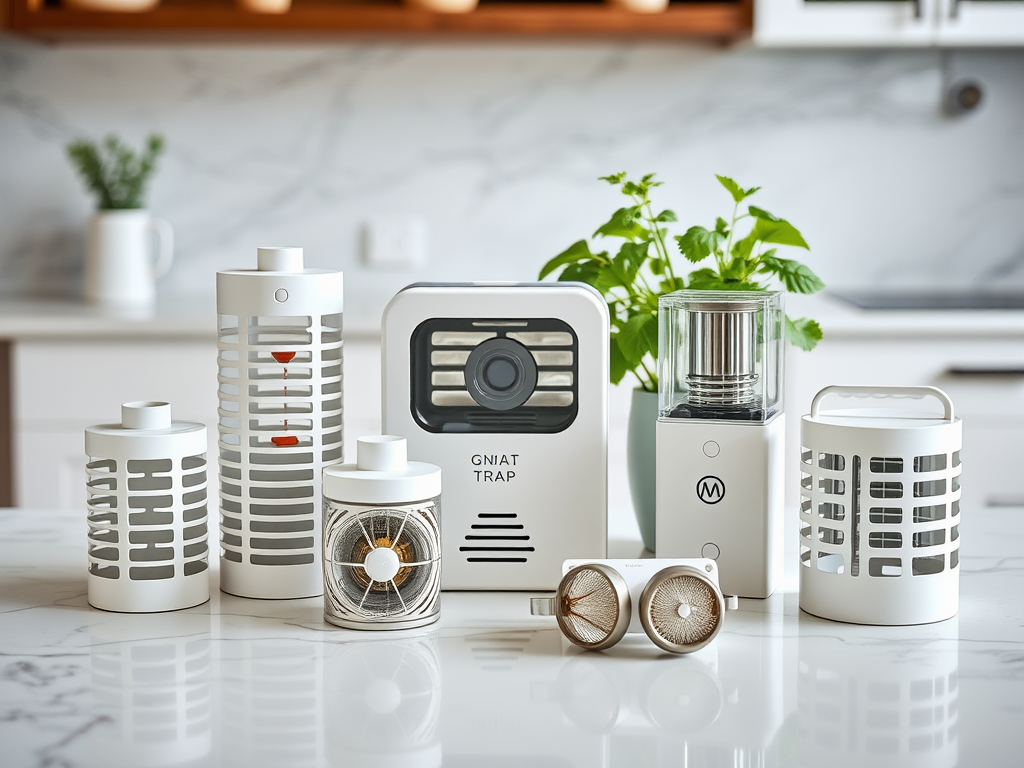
xmin=217 ymin=248 xmax=344 ymax=599
xmin=85 ymin=401 xmax=209 ymax=613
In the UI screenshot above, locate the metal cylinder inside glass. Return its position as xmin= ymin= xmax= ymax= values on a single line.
xmin=659 ymin=291 xmax=784 ymax=423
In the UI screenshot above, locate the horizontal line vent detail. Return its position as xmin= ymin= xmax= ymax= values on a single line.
xmin=464 ymin=513 xmax=531 ymax=564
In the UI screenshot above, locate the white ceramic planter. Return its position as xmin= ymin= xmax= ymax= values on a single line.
xmin=84 ymin=210 xmax=173 ymax=308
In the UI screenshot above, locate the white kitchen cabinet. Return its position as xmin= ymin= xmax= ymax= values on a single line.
xmin=12 ymin=339 xmax=219 ymax=509
xmin=756 ymin=0 xmax=1024 ymax=46
xmin=10 ymin=336 xmax=378 ymax=510
xmin=785 ymin=333 xmax=1024 ymax=514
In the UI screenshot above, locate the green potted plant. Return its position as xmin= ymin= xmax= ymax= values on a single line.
xmin=67 ymin=133 xmax=172 ymax=307
xmin=538 ymin=173 xmax=823 ymax=551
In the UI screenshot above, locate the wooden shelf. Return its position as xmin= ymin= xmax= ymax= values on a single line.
xmin=4 ymin=0 xmax=753 ymax=42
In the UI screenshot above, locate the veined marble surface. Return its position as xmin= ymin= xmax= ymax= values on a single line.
xmin=1 ymin=41 xmax=1023 ymax=329
xmin=1 ymin=507 xmax=1022 ymax=767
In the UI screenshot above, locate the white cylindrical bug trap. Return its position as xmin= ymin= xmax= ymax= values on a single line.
xmin=85 ymin=401 xmax=209 ymax=613
xmin=799 ymin=386 xmax=962 ymax=625
xmin=322 ymin=435 xmax=442 ymax=630
xmin=217 ymin=246 xmax=344 ymax=599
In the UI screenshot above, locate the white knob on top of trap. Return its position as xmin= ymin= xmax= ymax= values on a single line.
xmin=121 ymin=401 xmax=172 ymax=431
xmin=357 ymin=435 xmax=408 ymax=472
xmin=257 ymin=247 xmax=304 ymax=272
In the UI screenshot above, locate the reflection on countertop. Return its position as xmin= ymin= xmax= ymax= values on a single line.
xmin=1 ymin=507 xmax=1022 ymax=767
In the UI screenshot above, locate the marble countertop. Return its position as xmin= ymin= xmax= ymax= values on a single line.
xmin=1 ymin=506 xmax=1022 ymax=768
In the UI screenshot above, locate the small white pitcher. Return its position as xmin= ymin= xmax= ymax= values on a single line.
xmin=84 ymin=210 xmax=173 ymax=307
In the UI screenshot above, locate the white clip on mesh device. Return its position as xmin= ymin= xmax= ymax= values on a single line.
xmin=531 ymin=558 xmax=739 ymax=654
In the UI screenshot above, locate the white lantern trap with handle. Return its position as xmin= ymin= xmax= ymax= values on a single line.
xmin=85 ymin=401 xmax=209 ymax=613
xmin=799 ymin=386 xmax=962 ymax=625
xmin=217 ymin=247 xmax=344 ymax=599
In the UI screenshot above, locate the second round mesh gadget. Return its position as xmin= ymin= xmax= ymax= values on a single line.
xmin=547 ymin=561 xmax=729 ymax=654
xmin=639 ymin=565 xmax=725 ymax=654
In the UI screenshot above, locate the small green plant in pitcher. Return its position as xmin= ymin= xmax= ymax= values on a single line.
xmin=66 ymin=134 xmax=165 ymax=210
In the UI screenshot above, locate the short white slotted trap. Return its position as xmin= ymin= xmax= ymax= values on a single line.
xmin=799 ymin=386 xmax=962 ymax=625
xmin=323 ymin=436 xmax=442 ymax=630
xmin=217 ymin=247 xmax=344 ymax=599
xmin=85 ymin=401 xmax=209 ymax=613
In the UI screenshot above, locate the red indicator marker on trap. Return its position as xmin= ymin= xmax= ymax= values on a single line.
xmin=272 ymin=351 xmax=296 ymax=364
xmin=271 ymin=435 xmax=299 ymax=447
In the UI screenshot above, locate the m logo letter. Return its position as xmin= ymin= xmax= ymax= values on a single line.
xmin=696 ymin=476 xmax=725 ymax=505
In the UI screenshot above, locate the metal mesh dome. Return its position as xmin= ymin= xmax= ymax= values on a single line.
xmin=640 ymin=566 xmax=724 ymax=654
xmin=555 ymin=564 xmax=630 ymax=651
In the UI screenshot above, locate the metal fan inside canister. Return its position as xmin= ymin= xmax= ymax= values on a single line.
xmin=323 ymin=506 xmax=441 ymax=629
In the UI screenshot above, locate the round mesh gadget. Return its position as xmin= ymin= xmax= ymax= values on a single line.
xmin=555 ymin=564 xmax=630 ymax=651
xmin=324 ymin=505 xmax=440 ymax=623
xmin=639 ymin=566 xmax=725 ymax=654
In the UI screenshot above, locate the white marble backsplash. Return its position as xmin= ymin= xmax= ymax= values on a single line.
xmin=1 ymin=38 xmax=1023 ymax=325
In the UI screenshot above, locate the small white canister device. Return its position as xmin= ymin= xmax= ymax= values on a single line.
xmin=85 ymin=401 xmax=209 ymax=613
xmin=217 ymin=246 xmax=344 ymax=600
xmin=382 ymin=282 xmax=608 ymax=591
xmin=799 ymin=385 xmax=962 ymax=625
xmin=323 ymin=435 xmax=442 ymax=630
xmin=656 ymin=290 xmax=785 ymax=599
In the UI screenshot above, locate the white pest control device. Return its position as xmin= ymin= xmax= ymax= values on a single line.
xmin=85 ymin=401 xmax=209 ymax=613
xmin=656 ymin=291 xmax=785 ymax=599
xmin=216 ymin=247 xmax=344 ymax=600
xmin=382 ymin=282 xmax=609 ymax=591
xmin=799 ymin=385 xmax=962 ymax=625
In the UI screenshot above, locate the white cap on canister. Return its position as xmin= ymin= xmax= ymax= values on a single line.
xmin=357 ymin=435 xmax=407 ymax=472
xmin=122 ymin=401 xmax=172 ymax=430
xmin=86 ymin=401 xmax=206 ymax=459
xmin=257 ymin=247 xmax=304 ymax=272
xmin=323 ymin=435 xmax=441 ymax=505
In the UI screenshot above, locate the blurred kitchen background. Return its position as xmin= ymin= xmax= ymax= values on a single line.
xmin=3 ymin=42 xmax=1023 ymax=316
xmin=2 ymin=2 xmax=1024 ymax=534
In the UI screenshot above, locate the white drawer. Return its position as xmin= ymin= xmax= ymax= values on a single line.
xmin=789 ymin=337 xmax=1024 ymax=419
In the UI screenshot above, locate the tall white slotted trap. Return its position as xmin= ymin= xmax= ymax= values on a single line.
xmin=799 ymin=386 xmax=962 ymax=625
xmin=217 ymin=247 xmax=344 ymax=599
xmin=85 ymin=401 xmax=209 ymax=613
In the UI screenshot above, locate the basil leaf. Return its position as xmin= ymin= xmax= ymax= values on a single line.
xmin=539 ymin=240 xmax=594 ymax=280
xmin=675 ymin=226 xmax=723 ymax=263
xmin=750 ymin=217 xmax=809 ymax=249
xmin=748 ymin=206 xmax=780 ymax=222
xmin=618 ymin=311 xmax=658 ymax=366
xmin=609 ymin=334 xmax=629 ymax=385
xmin=716 ymin=175 xmax=761 ymax=203
xmin=786 ymin=316 xmax=823 ymax=351
xmin=761 ymin=255 xmax=825 ymax=294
